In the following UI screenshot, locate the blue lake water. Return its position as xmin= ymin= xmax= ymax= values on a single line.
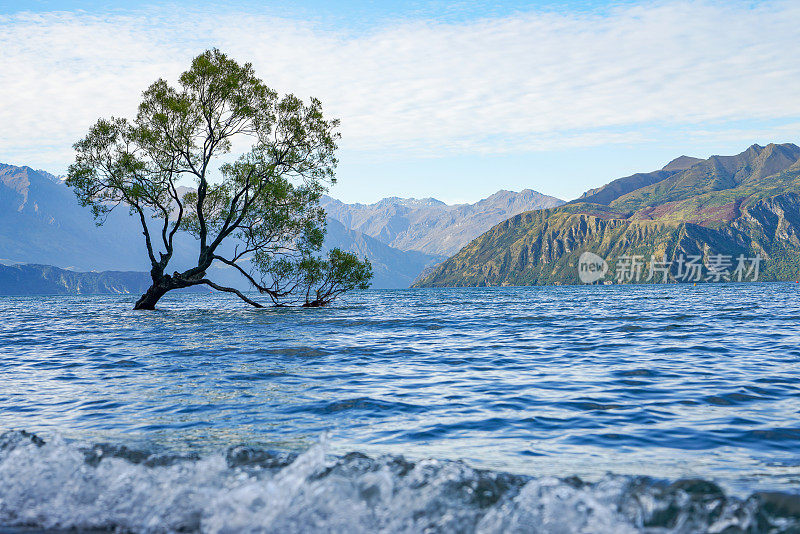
xmin=2 ymin=284 xmax=800 ymax=532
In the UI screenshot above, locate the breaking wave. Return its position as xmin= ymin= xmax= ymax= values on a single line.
xmin=1 ymin=431 xmax=799 ymax=533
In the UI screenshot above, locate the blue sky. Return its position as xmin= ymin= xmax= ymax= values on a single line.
xmin=1 ymin=0 xmax=799 ymax=204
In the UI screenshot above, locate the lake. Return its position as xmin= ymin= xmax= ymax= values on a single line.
xmin=2 ymin=284 xmax=800 ymax=532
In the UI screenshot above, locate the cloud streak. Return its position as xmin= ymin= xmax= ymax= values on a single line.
xmin=2 ymin=1 xmax=799 ymax=172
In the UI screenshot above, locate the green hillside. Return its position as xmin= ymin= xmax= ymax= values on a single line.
xmin=415 ymin=143 xmax=800 ymax=287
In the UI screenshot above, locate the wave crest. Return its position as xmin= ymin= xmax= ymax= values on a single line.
xmin=0 ymin=431 xmax=798 ymax=533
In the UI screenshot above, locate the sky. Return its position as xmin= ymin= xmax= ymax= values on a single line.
xmin=1 ymin=0 xmax=799 ymax=204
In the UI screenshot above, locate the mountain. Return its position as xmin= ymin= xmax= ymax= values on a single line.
xmin=324 ymin=218 xmax=441 ymax=289
xmin=0 ymin=164 xmax=152 ymax=271
xmin=661 ymin=155 xmax=704 ymax=172
xmin=415 ymin=143 xmax=800 ymax=287
xmin=0 ymin=264 xmax=167 ymax=295
xmin=320 ymin=189 xmax=564 ymax=257
xmin=0 ymin=163 xmax=440 ymax=289
xmin=570 ymin=156 xmax=705 ymax=207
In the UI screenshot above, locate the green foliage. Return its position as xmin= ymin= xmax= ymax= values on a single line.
xmin=263 ymin=248 xmax=373 ymax=306
xmin=66 ymin=48 xmax=371 ymax=308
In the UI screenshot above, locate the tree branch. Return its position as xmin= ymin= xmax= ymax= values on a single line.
xmin=212 ymin=255 xmax=281 ymax=299
xmin=195 ymin=278 xmax=264 ymax=308
xmin=121 ymin=192 xmax=159 ymax=269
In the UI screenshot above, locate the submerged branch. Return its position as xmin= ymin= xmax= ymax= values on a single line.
xmin=196 ymin=279 xmax=264 ymax=308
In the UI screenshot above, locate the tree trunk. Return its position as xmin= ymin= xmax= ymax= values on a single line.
xmin=134 ymin=276 xmax=174 ymax=310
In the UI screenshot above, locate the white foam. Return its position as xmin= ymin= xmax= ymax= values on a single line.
xmin=0 ymin=432 xmax=789 ymax=533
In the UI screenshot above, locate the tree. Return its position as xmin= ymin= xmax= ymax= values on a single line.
xmin=67 ymin=49 xmax=372 ymax=310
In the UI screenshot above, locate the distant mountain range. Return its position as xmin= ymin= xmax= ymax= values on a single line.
xmin=321 ymin=189 xmax=564 ymax=257
xmin=0 ymin=164 xmax=151 ymax=272
xmin=0 ymin=162 xmax=561 ymax=291
xmin=324 ymin=218 xmax=439 ymax=289
xmin=0 ymin=264 xmax=156 ymax=295
xmin=416 ymin=143 xmax=800 ymax=287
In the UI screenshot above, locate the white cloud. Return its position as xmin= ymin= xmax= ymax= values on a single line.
xmin=1 ymin=1 xmax=799 ymax=172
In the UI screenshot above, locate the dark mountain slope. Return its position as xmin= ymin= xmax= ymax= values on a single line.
xmin=572 ymin=155 xmax=705 ymax=207
xmin=416 ymin=143 xmax=800 ymax=287
xmin=611 ymin=143 xmax=800 ymax=214
xmin=574 ymin=170 xmax=677 ymax=206
xmin=661 ymin=156 xmax=704 ymax=172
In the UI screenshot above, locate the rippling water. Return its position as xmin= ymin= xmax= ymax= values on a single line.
xmin=2 ymin=284 xmax=800 ymax=532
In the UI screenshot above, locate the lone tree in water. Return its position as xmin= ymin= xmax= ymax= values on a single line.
xmin=67 ymin=49 xmax=372 ymax=310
